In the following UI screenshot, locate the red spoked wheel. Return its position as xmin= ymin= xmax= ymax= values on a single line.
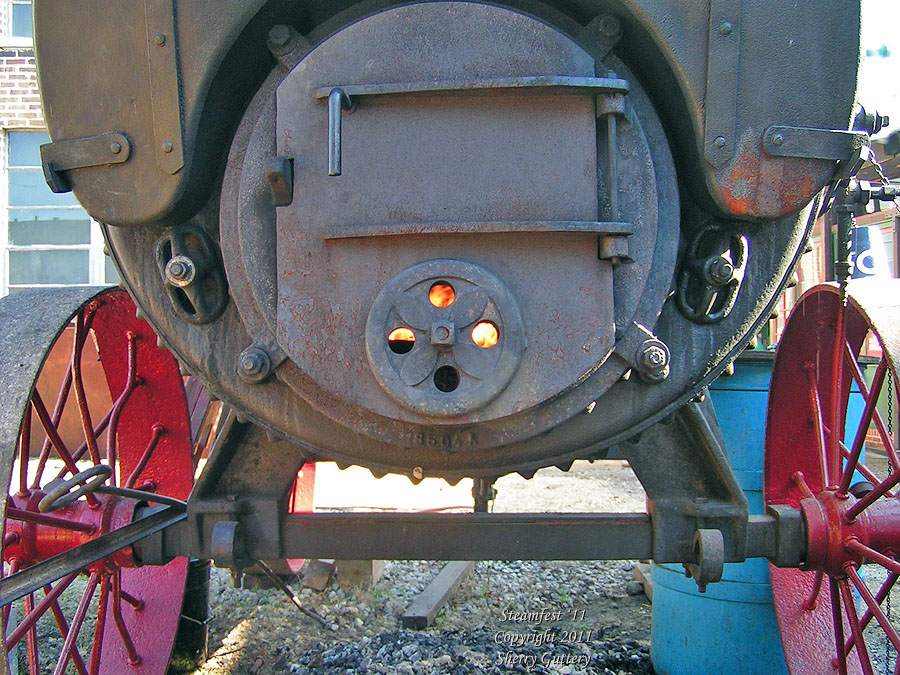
xmin=0 ymin=288 xmax=193 ymax=674
xmin=766 ymin=281 xmax=900 ymax=674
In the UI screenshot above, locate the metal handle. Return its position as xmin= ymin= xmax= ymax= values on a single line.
xmin=328 ymin=87 xmax=354 ymax=176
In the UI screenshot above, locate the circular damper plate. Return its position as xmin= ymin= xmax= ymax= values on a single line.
xmin=366 ymin=259 xmax=524 ymax=416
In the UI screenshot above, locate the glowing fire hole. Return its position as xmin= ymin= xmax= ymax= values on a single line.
xmin=471 ymin=321 xmax=499 ymax=348
xmin=429 ymin=282 xmax=455 ymax=308
xmin=388 ymin=327 xmax=415 ymax=354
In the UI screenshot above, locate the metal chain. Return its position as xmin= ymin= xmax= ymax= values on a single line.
xmin=870 ymin=153 xmax=900 ymax=212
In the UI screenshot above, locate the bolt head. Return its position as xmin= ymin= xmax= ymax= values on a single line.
xmin=268 ymin=24 xmax=292 ymax=48
xmin=636 ymin=340 xmax=670 ymax=383
xmin=597 ymin=15 xmax=622 ymax=39
xmin=718 ymin=21 xmax=733 ymax=36
xmin=772 ymin=133 xmax=785 ymax=147
xmin=153 ymin=33 xmax=166 ymax=46
xmin=708 ymin=257 xmax=735 ymax=285
xmin=238 ymin=347 xmax=272 ymax=383
xmin=713 ymin=136 xmax=727 ymax=149
xmin=161 ymin=141 xmax=174 ymax=154
xmin=430 ymin=321 xmax=456 ymax=346
xmin=164 ymin=255 xmax=196 ymax=287
xmin=109 ymin=142 xmax=122 ymax=155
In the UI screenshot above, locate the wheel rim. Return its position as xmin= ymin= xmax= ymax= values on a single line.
xmin=766 ymin=281 xmax=900 ymax=675
xmin=0 ymin=289 xmax=193 ymax=674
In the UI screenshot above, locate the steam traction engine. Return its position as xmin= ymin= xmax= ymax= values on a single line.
xmin=0 ymin=0 xmax=897 ymax=672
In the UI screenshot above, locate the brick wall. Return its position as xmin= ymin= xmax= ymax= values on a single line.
xmin=0 ymin=0 xmax=45 ymax=130
xmin=0 ymin=48 xmax=43 ymax=129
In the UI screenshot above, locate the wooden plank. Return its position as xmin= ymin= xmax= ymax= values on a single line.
xmin=633 ymin=562 xmax=654 ymax=603
xmin=401 ymin=561 xmax=476 ymax=629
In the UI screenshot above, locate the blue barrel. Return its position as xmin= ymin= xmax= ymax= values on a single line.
xmin=650 ymin=352 xmax=867 ymax=675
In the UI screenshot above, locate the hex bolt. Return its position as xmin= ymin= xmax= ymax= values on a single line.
xmin=636 ymin=339 xmax=670 ymax=383
xmin=597 ymin=15 xmax=622 ymax=39
xmin=707 ymin=257 xmax=735 ymax=285
xmin=238 ymin=346 xmax=273 ymax=384
xmin=164 ymin=255 xmax=197 ymax=288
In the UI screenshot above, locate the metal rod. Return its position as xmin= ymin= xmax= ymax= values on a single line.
xmin=277 ymin=512 xmax=653 ymax=560
xmin=327 ymin=88 xmax=353 ymax=176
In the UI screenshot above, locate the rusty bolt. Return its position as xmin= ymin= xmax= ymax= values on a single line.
xmin=772 ymin=133 xmax=785 ymax=147
xmin=164 ymin=255 xmax=196 ymax=287
xmin=707 ymin=257 xmax=735 ymax=285
xmin=636 ymin=339 xmax=670 ymax=383
xmin=238 ymin=346 xmax=272 ymax=384
xmin=713 ymin=136 xmax=727 ymax=149
xmin=153 ymin=33 xmax=166 ymax=46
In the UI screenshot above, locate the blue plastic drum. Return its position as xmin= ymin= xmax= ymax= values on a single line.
xmin=650 ymin=352 xmax=867 ymax=675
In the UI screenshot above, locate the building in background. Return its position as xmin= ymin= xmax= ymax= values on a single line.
xmin=0 ymin=0 xmax=116 ymax=297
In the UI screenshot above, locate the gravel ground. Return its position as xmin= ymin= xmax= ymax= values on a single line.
xmin=191 ymin=460 xmax=653 ymax=674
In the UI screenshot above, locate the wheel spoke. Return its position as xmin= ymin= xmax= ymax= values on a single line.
xmin=31 ymin=391 xmax=86 ymax=482
xmin=846 ymin=539 xmax=900 ymax=574
xmin=832 ymin=577 xmax=849 ymax=675
xmin=840 ymin=354 xmax=888 ymax=493
xmin=72 ymin=310 xmax=102 ymax=466
xmin=6 ymin=508 xmax=95 ymax=534
xmin=88 ymin=575 xmax=110 ymax=675
xmin=24 ymin=593 xmax=39 ymax=675
xmin=43 ymin=585 xmax=88 ymax=675
xmin=5 ymin=571 xmax=77 ymax=649
xmin=846 ymin=566 xmax=900 ymax=653
xmin=839 ymin=441 xmax=893 ymax=498
xmin=54 ymin=572 xmax=98 ymax=675
xmin=806 ymin=365 xmax=830 ymax=488
xmin=830 ymin=301 xmax=847 ymax=486
xmin=840 ymin=576 xmax=875 ymax=674
xmin=805 ymin=570 xmax=825 ymax=610
xmin=111 ymin=571 xmax=141 ymax=664
xmin=846 ymin=471 xmax=900 ymax=521
xmin=118 ymin=585 xmax=143 ymax=610
xmin=30 ymin=361 xmax=74 ymax=491
xmin=845 ymin=571 xmax=899 ymax=656
xmin=3 ymin=559 xmax=20 ymax=634
xmin=844 ymin=347 xmax=900 ymax=472
xmin=17 ymin=406 xmax=31 ymax=497
xmin=124 ymin=424 xmax=164 ymax=489
xmin=106 ymin=332 xmax=140 ymax=487
xmin=792 ymin=471 xmax=817 ymax=500
xmin=52 ymin=407 xmax=113 ymax=484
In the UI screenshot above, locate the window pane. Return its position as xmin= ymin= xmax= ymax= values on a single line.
xmin=9 ymin=210 xmax=91 ymax=245
xmin=9 ymin=169 xmax=79 ymax=207
xmin=8 ymin=132 xmax=47 ymax=167
xmin=11 ymin=3 xmax=33 ymax=39
xmin=104 ymin=257 xmax=120 ymax=285
xmin=9 ymin=250 xmax=89 ymax=285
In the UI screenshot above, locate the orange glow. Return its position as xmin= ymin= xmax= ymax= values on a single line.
xmin=388 ymin=327 xmax=415 ymax=354
xmin=429 ymin=282 xmax=455 ymax=308
xmin=471 ymin=322 xmax=499 ymax=348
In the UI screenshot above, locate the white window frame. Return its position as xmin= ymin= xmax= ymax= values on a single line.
xmin=5 ymin=0 xmax=33 ymax=47
xmin=3 ymin=129 xmax=112 ymax=296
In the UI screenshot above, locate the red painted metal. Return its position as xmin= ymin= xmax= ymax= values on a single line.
xmin=766 ymin=283 xmax=900 ymax=675
xmin=2 ymin=290 xmax=193 ymax=674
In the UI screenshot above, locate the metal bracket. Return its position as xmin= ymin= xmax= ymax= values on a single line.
xmin=40 ymin=133 xmax=131 ymax=193
xmin=144 ymin=0 xmax=185 ymax=175
xmin=704 ymin=0 xmax=742 ymax=168
xmin=763 ymin=125 xmax=869 ymax=161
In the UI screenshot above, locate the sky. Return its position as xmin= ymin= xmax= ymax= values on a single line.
xmin=859 ymin=0 xmax=900 ymax=136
